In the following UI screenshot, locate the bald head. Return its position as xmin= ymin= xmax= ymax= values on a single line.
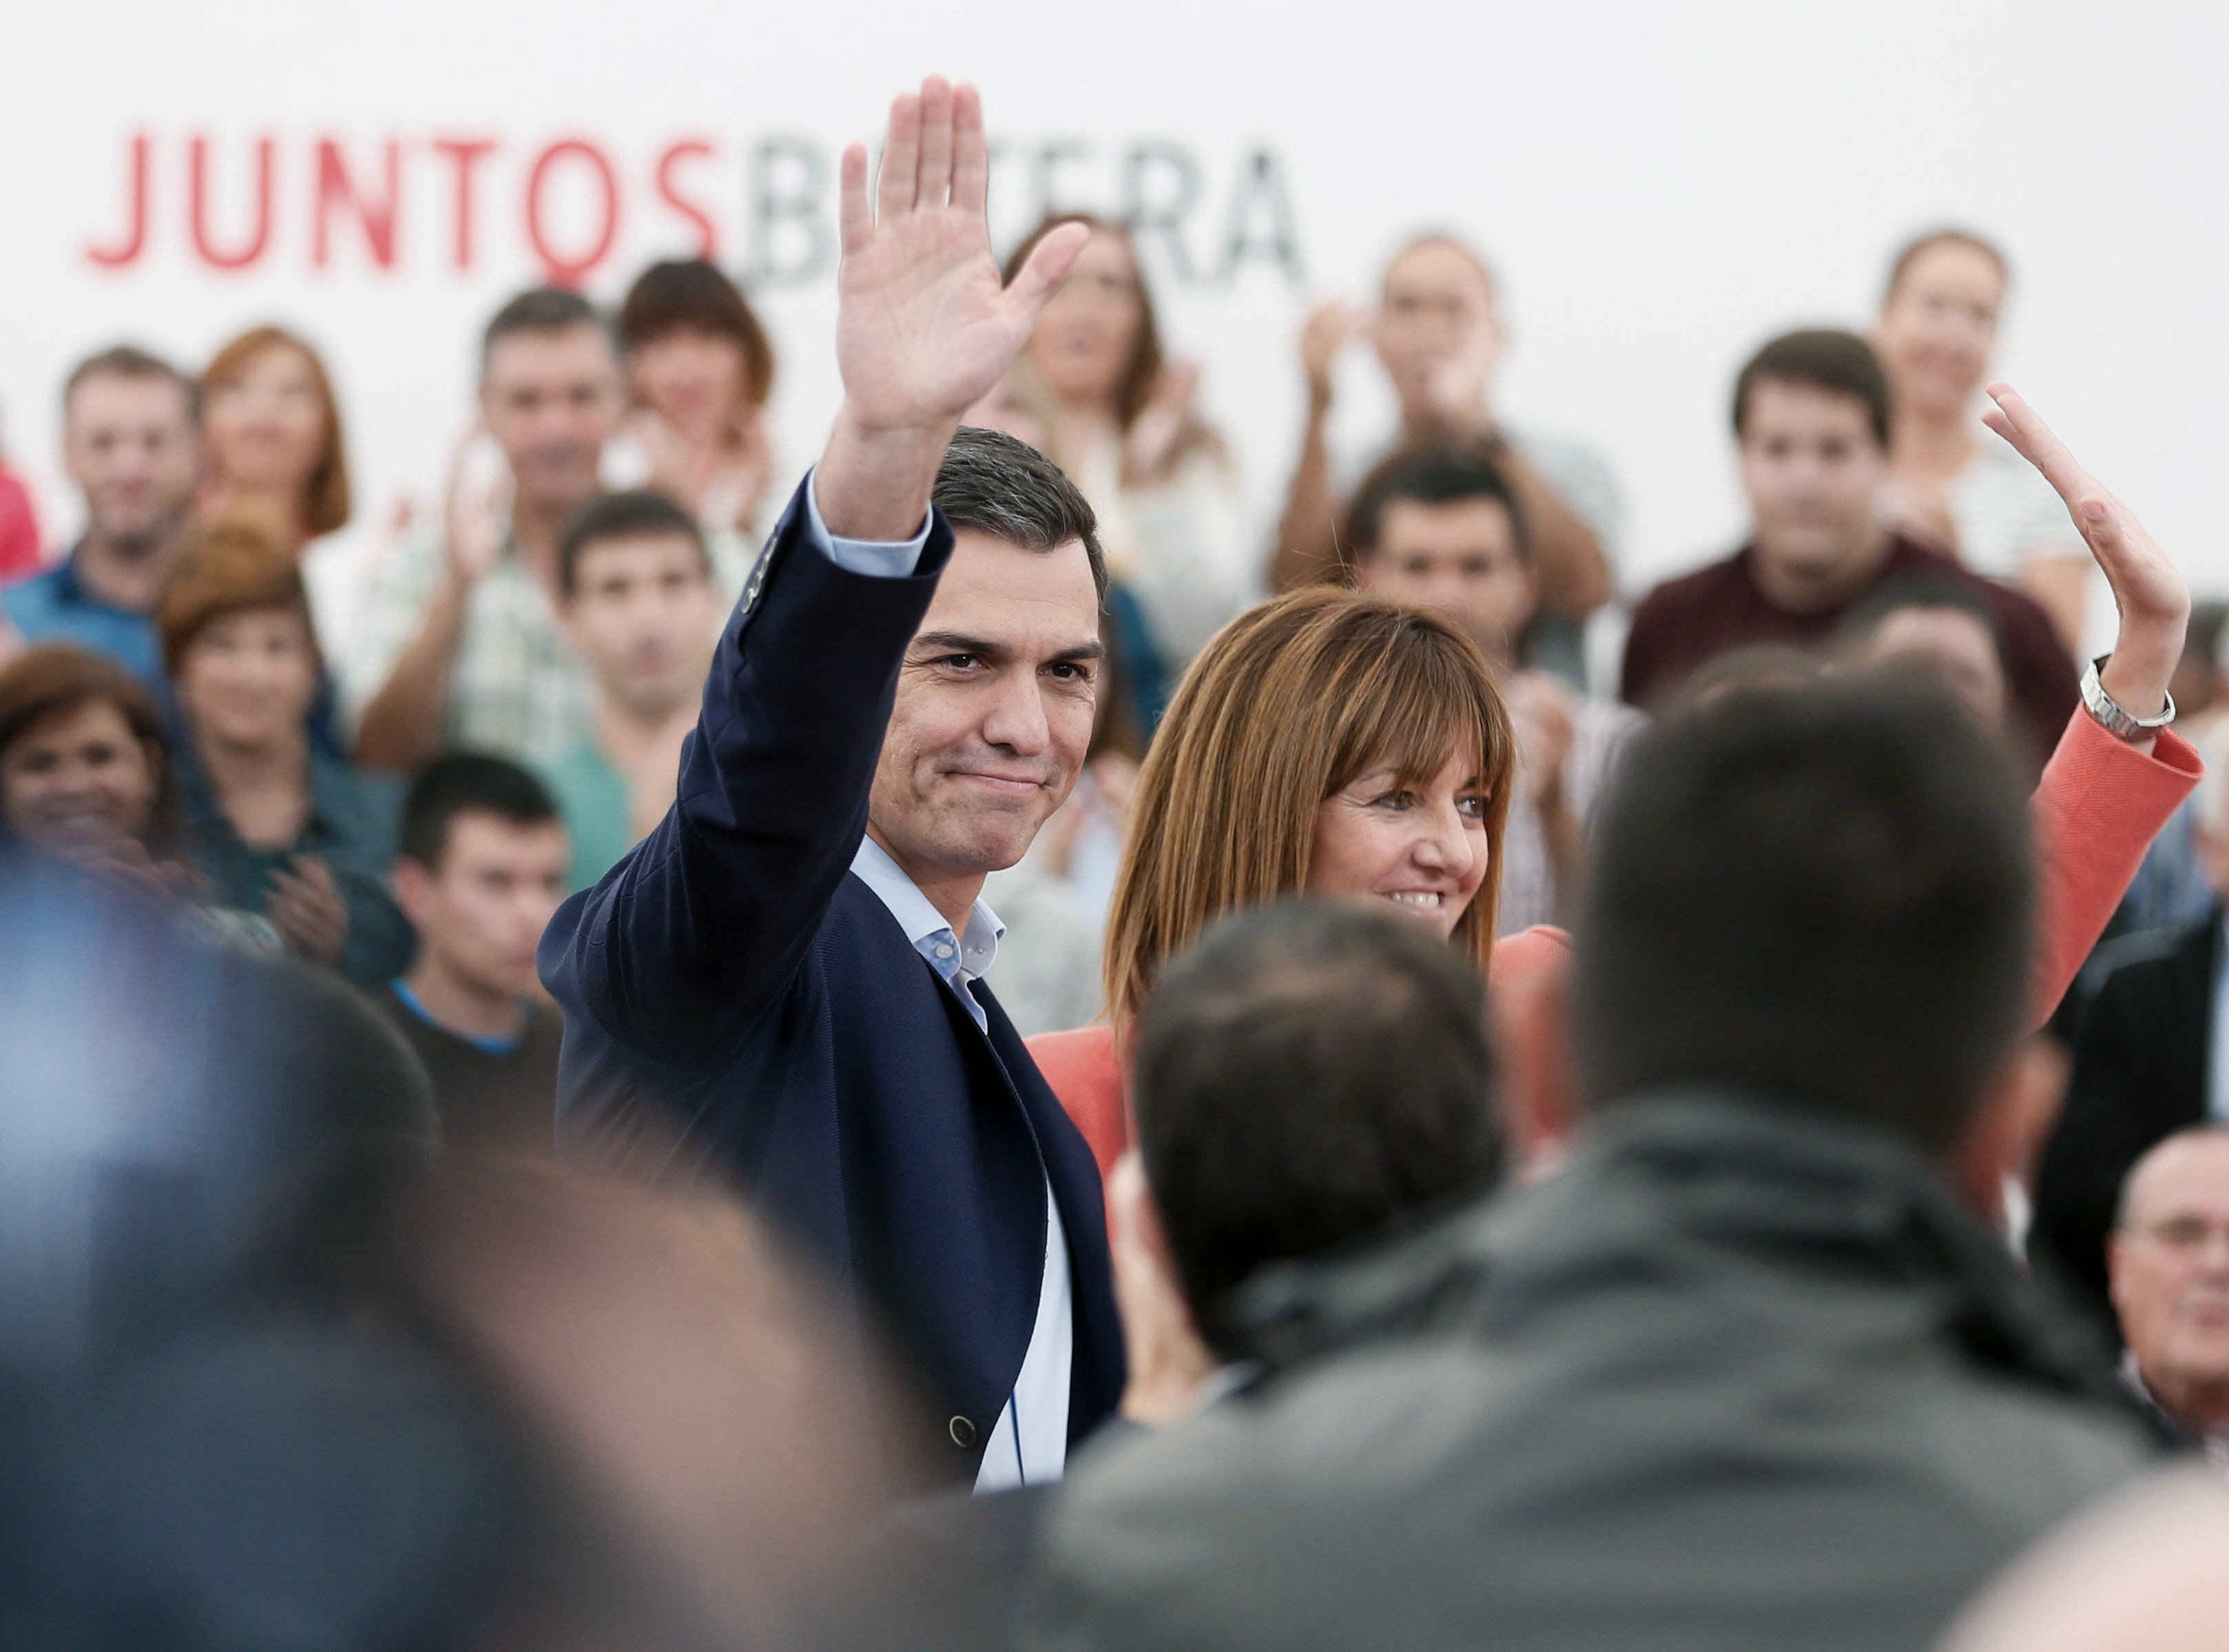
xmin=2109 ymin=1128 xmax=2229 ymax=1436
xmin=1940 ymin=1472 xmax=2229 ymax=1652
xmin=1376 ymin=235 xmax=1504 ymax=424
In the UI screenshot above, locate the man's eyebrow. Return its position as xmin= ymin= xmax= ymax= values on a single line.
xmin=907 ymin=632 xmax=1107 ymax=665
xmin=910 ymin=631 xmax=1006 ymax=659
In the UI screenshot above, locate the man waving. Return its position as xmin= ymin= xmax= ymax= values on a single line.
xmin=541 ymin=79 xmax=1122 ymax=1489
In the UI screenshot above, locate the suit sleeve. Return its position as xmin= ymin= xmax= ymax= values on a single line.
xmin=2031 ymin=972 xmax=2159 ymax=1309
xmin=2029 ymin=708 xmax=2203 ymax=1025
xmin=538 ymin=473 xmax=952 ymax=1066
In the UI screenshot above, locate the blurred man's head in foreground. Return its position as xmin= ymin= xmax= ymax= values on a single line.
xmin=1124 ymin=898 xmax=1503 ymax=1373
xmin=1574 ymin=678 xmax=2040 ymax=1170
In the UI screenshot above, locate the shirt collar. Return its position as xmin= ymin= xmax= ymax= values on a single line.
xmin=849 ymin=834 xmax=1003 ymax=984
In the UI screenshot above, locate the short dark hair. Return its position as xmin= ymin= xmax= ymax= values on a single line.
xmin=1573 ymin=679 xmax=2033 ymax=1153
xmin=481 ymin=288 xmax=608 ymax=376
xmin=400 ymin=754 xmax=560 ymax=871
xmin=1343 ymin=438 xmax=1531 ymax=562
xmin=935 ymin=427 xmax=1108 ymax=606
xmin=1835 ymin=575 xmax=2007 ymax=662
xmin=1884 ymin=227 xmax=2010 ymax=306
xmin=63 ymin=344 xmax=200 ymax=424
xmin=1732 ymin=329 xmax=1891 ymax=450
xmin=1131 ymin=898 xmax=1504 ymax=1357
xmin=557 ymin=489 xmax=710 ymax=596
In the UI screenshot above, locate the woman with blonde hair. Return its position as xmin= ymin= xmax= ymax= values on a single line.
xmin=1030 ymin=584 xmax=1520 ymax=1166
xmin=1005 ymin=214 xmax=1254 ymax=682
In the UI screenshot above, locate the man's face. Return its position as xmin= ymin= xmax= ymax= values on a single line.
xmin=2110 ymin=1135 xmax=2229 ymax=1429
xmin=1739 ymin=379 xmax=1889 ymax=607
xmin=1376 ymin=241 xmax=1503 ymax=417
xmin=479 ymin=324 xmax=623 ymax=519
xmin=563 ymin=533 xmax=721 ymax=719
xmin=63 ymin=371 xmax=199 ymax=556
xmin=1354 ymin=495 xmax=1535 ymax=663
xmin=400 ymin=813 xmax=570 ymax=1000
xmin=869 ymin=530 xmax=1101 ymax=881
xmin=1876 ymin=241 xmax=2004 ymax=420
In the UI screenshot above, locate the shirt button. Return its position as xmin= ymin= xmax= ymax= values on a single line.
xmin=948 ymin=1415 xmax=978 ymax=1449
xmin=934 ymin=943 xmax=955 ymax=960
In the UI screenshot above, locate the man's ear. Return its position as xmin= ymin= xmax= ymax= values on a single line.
xmin=1947 ymin=1036 xmax=2069 ymax=1230
xmin=391 ymin=857 xmax=433 ymax=934
xmin=1106 ymin=1150 xmax=1216 ymax=1427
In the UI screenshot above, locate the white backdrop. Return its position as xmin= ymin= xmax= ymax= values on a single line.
xmin=7 ymin=0 xmax=2228 ymax=595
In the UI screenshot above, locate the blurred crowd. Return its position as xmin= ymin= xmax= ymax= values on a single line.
xmin=3 ymin=104 xmax=2229 ymax=1650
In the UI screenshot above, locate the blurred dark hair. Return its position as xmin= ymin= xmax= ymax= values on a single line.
xmin=1836 ymin=575 xmax=2007 ymax=661
xmin=1343 ymin=437 xmax=1531 ymax=562
xmin=1732 ymin=328 xmax=1891 ymax=450
xmin=1573 ymin=678 xmax=2033 ymax=1152
xmin=557 ymin=488 xmax=709 ymax=596
xmin=1883 ymin=227 xmax=2010 ymax=306
xmin=400 ymin=754 xmax=559 ymax=871
xmin=935 ymin=426 xmax=1108 ymax=605
xmin=63 ymin=344 xmax=200 ymax=425
xmin=0 ymin=643 xmax=179 ymax=855
xmin=1132 ymin=898 xmax=1502 ymax=1357
xmin=481 ymin=288 xmax=608 ymax=375
xmin=616 ymin=258 xmax=776 ymax=409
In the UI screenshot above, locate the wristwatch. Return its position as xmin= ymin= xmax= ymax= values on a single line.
xmin=2081 ymin=654 xmax=2176 ymax=742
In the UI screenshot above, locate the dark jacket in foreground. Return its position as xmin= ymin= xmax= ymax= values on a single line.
xmin=2031 ymin=911 xmax=2218 ymax=1333
xmin=1022 ymin=1093 xmax=2153 ymax=1652
xmin=539 ymin=480 xmax=1123 ymax=1486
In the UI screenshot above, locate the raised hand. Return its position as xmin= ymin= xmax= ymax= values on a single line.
xmin=1983 ymin=382 xmax=2188 ymax=721
xmin=1299 ymin=300 xmax=1360 ymax=413
xmin=442 ymin=423 xmax=509 ymax=589
xmin=818 ymin=79 xmax=1087 ymax=539
xmin=1123 ymin=359 xmax=1201 ymax=483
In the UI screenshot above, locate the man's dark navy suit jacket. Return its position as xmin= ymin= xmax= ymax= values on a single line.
xmin=539 ymin=478 xmax=1124 ymax=1484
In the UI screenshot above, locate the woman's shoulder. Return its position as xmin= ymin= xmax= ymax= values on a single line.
xmin=1026 ymin=1023 xmax=1121 ymax=1088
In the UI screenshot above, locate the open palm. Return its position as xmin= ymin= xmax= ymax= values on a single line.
xmin=836 ymin=80 xmax=1085 ymax=433
xmin=1984 ymin=381 xmax=2188 ymax=717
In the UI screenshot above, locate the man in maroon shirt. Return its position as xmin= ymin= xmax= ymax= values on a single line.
xmin=1621 ymin=329 xmax=2075 ymax=766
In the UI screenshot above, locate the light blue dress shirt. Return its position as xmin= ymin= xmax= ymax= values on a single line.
xmin=803 ymin=472 xmax=1074 ymax=1492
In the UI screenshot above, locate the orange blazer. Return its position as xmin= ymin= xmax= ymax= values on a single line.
xmin=1026 ymin=708 xmax=2204 ymax=1179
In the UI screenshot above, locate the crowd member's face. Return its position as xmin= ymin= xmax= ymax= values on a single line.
xmin=1354 ymin=496 xmax=1536 ymax=663
xmin=564 ymin=533 xmax=721 ymax=720
xmin=205 ymin=344 xmax=329 ymax=500
xmin=63 ymin=371 xmax=200 ymax=557
xmin=1739 ymin=380 xmax=1889 ymax=608
xmin=176 ymin=606 xmax=321 ymax=752
xmin=480 ymin=323 xmax=623 ymax=519
xmin=1876 ymin=241 xmax=2004 ymax=420
xmin=1855 ymin=606 xmax=2008 ymax=728
xmin=630 ymin=327 xmax=750 ymax=438
xmin=870 ymin=530 xmax=1101 ymax=882
xmin=401 ymin=813 xmax=570 ymax=1000
xmin=2110 ymin=1135 xmax=2229 ymax=1428
xmin=1308 ymin=751 xmax=1490 ymax=940
xmin=0 ymin=699 xmax=160 ymax=860
xmin=1026 ymin=229 xmax=1144 ymax=410
xmin=1376 ymin=241 xmax=1502 ymax=417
